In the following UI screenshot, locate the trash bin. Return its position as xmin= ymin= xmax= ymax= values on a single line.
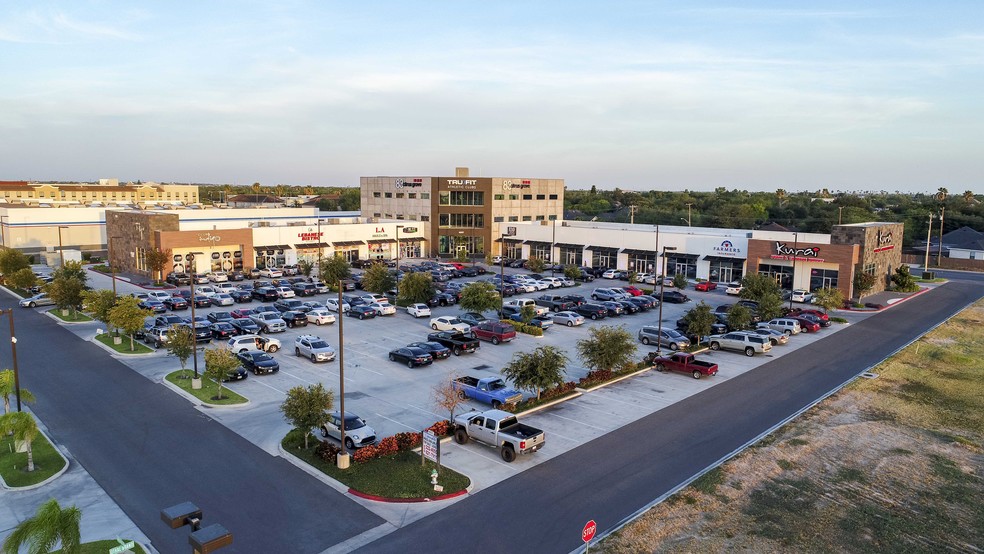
xmin=922 ymin=271 xmax=935 ymax=280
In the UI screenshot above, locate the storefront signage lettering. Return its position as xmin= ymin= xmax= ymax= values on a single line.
xmin=502 ymin=180 xmax=531 ymax=191
xmin=771 ymin=242 xmax=825 ymax=262
xmin=199 ymin=233 xmax=221 ymax=243
xmin=297 ymin=232 xmax=322 ymax=241
xmin=873 ymin=229 xmax=895 ymax=253
xmin=400 ymin=226 xmax=418 ymax=233
xmin=713 ymin=240 xmax=741 ymax=256
xmin=395 ymin=178 xmax=422 ymax=188
xmin=445 ymin=178 xmax=478 ymax=190
xmin=371 ymin=226 xmax=389 ymax=239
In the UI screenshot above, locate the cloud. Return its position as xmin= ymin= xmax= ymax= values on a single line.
xmin=0 ymin=7 xmax=139 ymax=43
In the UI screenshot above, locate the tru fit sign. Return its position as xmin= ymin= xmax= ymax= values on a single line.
xmin=771 ymin=242 xmax=824 ymax=262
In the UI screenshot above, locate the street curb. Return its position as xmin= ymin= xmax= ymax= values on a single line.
xmin=347 ymin=486 xmax=469 ymax=503
xmin=0 ymin=417 xmax=71 ymax=491
xmin=513 ymin=391 xmax=584 ymax=417
xmin=43 ymin=309 xmax=94 ymax=325
xmin=843 ymin=286 xmax=931 ymax=312
xmin=89 ymin=335 xmax=158 ymax=357
xmin=160 ymin=375 xmax=252 ymax=409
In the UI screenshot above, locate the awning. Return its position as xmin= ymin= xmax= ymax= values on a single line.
xmin=495 ymin=237 xmax=523 ymax=243
xmin=666 ymin=253 xmax=699 ymax=261
xmin=703 ymin=255 xmax=746 ymax=263
xmin=554 ymin=243 xmax=585 ymax=250
xmin=400 ymin=237 xmax=426 ymax=242
xmin=367 ymin=238 xmax=397 ymax=244
xmin=622 ymin=248 xmax=656 ymax=256
xmin=586 ymin=245 xmax=619 ymax=253
xmin=294 ymin=242 xmax=331 ymax=249
xmin=524 ymin=240 xmax=551 ymax=246
xmin=254 ymin=244 xmax=291 ymax=251
xmin=332 ymin=240 xmax=365 ymax=247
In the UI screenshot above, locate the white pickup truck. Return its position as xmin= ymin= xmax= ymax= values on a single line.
xmin=502 ymin=298 xmax=549 ymax=317
xmin=453 ymin=409 xmax=545 ymax=462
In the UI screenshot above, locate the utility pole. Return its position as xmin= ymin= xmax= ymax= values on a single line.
xmin=629 ymin=205 xmax=637 ymax=225
xmin=838 ymin=206 xmax=844 ymax=225
xmin=685 ymin=203 xmax=693 ymax=227
xmin=937 ymin=206 xmax=945 ymax=266
xmin=923 ymin=213 xmax=935 ymax=269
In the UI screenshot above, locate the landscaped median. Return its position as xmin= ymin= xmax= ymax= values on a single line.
xmin=165 ymin=370 xmax=248 ymax=406
xmin=93 ymin=332 xmax=154 ymax=354
xmin=47 ymin=309 xmax=93 ymax=323
xmin=0 ymin=425 xmax=68 ymax=489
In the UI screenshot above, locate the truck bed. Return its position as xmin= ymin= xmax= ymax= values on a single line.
xmin=500 ymin=422 xmax=544 ymax=440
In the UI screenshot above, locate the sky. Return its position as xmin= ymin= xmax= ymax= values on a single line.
xmin=1 ymin=1 xmax=982 ymax=193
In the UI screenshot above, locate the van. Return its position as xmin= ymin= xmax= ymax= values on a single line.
xmin=760 ymin=318 xmax=802 ymax=336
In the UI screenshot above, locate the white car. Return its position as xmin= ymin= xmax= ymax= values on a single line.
xmin=491 ymin=255 xmax=503 ymax=264
xmin=258 ymin=267 xmax=283 ymax=278
xmin=320 ymin=411 xmax=376 ymax=450
xmin=145 ymin=290 xmax=175 ymax=302
xmin=194 ymin=286 xmax=218 ymax=298
xmin=361 ymin=293 xmax=386 ymax=303
xmin=325 ymin=298 xmax=350 ymax=313
xmin=227 ymin=334 xmax=281 ymax=353
xmin=306 ymin=308 xmax=336 ymax=325
xmin=294 ymin=335 xmax=336 ymax=362
xmin=275 ymin=286 xmax=295 ymax=298
xmin=514 ymin=282 xmax=537 ymax=293
xmin=529 ymin=280 xmax=550 ymax=291
xmin=430 ymin=316 xmax=470 ymax=332
xmin=207 ymin=271 xmax=229 ymax=283
xmin=406 ymin=303 xmax=432 ymax=318
xmin=211 ymin=293 xmax=235 ymax=306
xmin=368 ymin=301 xmax=397 ymax=316
xmin=601 ymin=269 xmax=619 ymax=279
xmin=540 ymin=277 xmax=564 ymax=288
xmin=215 ymin=282 xmax=237 ymax=292
xmin=725 ymin=283 xmax=743 ymax=295
xmin=791 ymin=289 xmax=814 ymax=303
xmin=635 ymin=273 xmax=655 ymax=284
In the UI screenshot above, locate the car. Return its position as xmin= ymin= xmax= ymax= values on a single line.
xmin=281 ymin=264 xmax=299 ymax=276
xmin=182 ymin=320 xmax=213 ymax=343
xmin=249 ymin=311 xmax=288 ymax=333
xmin=166 ymin=272 xmax=192 ymax=286
xmin=430 ymin=292 xmax=457 ymax=306
xmin=786 ymin=308 xmax=829 ymax=321
xmin=759 ymin=318 xmax=802 ymax=336
xmin=430 ymin=316 xmax=470 ymax=332
xmin=227 ymin=334 xmax=281 ymax=353
xmin=273 ymin=286 xmax=295 ymax=299
xmin=142 ymin=326 xmax=174 ymax=348
xmin=562 ymin=294 xmax=587 ymax=306
xmin=237 ymin=351 xmax=280 ymax=375
xmin=797 ymin=313 xmax=831 ymax=328
xmin=258 ymin=267 xmax=283 ymax=278
xmin=742 ymin=328 xmax=789 ymax=346
xmin=251 ymin=287 xmax=279 ymax=302
xmin=601 ymin=269 xmax=620 ymax=279
xmin=591 ymin=288 xmax=625 ymax=302
xmin=194 ymin=286 xmax=219 ymax=298
xmin=694 ymin=281 xmax=718 ymax=292
xmin=306 ymin=308 xmax=336 ymax=325
xmin=220 ymin=365 xmax=249 ymax=382
xmin=211 ymin=293 xmax=235 ymax=307
xmin=280 ymin=310 xmax=309 ymax=328
xmin=638 ymin=326 xmax=692 ymax=351
xmin=274 ymin=299 xmax=304 ymax=312
xmin=552 ymin=311 xmax=585 ymax=327
xmin=191 ymin=295 xmax=212 ymax=308
xmin=228 ymin=318 xmax=261 ymax=335
xmin=229 ymin=289 xmax=253 ymax=303
xmin=192 ymin=273 xmax=210 ymax=285
xmin=457 ymin=312 xmax=488 ymax=327
xmin=320 ymin=411 xmax=376 ymax=450
xmin=406 ymin=303 xmax=432 ymax=318
xmin=368 ymin=301 xmax=397 ymax=316
xmin=661 ymin=290 xmax=690 ymax=304
xmin=230 ymin=308 xmax=254 ymax=319
xmin=789 ymin=316 xmax=821 ymax=333
xmin=791 ymin=289 xmax=814 ymax=303
xmin=405 ymin=341 xmax=451 ymax=360
xmin=575 ymin=303 xmax=608 ymax=320
xmin=294 ymin=335 xmax=336 ymax=362
xmin=623 ymin=296 xmax=652 ymax=311
xmin=153 ymin=314 xmax=184 ymax=328
xmin=206 ymin=311 xmax=233 ymax=324
xmin=528 ymin=315 xmax=554 ymax=330
xmin=725 ymin=282 xmax=743 ymax=295
xmin=325 ymin=298 xmax=351 ymax=313
xmin=388 ymin=346 xmax=434 ymax=368
xmin=19 ymin=293 xmax=55 ymax=308
xmin=228 ymin=270 xmax=246 ymax=282
xmin=162 ymin=295 xmax=189 ymax=310
xmin=139 ymin=300 xmax=167 ymax=314
xmin=708 ymin=332 xmax=772 ymax=356
xmin=252 ymin=305 xmax=280 ymax=315
xmin=599 ymin=301 xmax=624 ymax=317
xmin=622 ymin=286 xmax=644 ymax=297
xmin=207 ymin=271 xmax=229 ymax=283
xmin=209 ymin=321 xmax=237 ymax=339
xmin=347 ymin=305 xmax=377 ymax=320
xmin=616 ymin=300 xmax=640 ymax=314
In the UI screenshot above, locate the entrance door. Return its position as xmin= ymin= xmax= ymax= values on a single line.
xmin=718 ymin=266 xmax=733 ymax=284
xmin=674 ymin=262 xmax=688 ymax=276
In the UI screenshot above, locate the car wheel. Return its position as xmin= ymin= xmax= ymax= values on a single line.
xmin=359 ymin=314 xmax=365 ymax=320
xmin=641 ymin=337 xmax=650 ymax=345
xmin=566 ymin=321 xmax=574 ymax=327
xmin=315 ymin=320 xmax=322 ymax=325
xmin=344 ymin=437 xmax=355 ymax=450
xmin=656 ymin=363 xmax=666 ymax=372
xmin=268 ymin=345 xmax=279 ymax=353
xmin=453 ymin=347 xmax=461 ymax=356
xmin=407 ymin=360 xmax=415 ymax=368
xmin=457 ymin=390 xmax=467 ymax=401
xmin=320 ymin=426 xmax=329 ymax=438
xmin=491 ymin=337 xmax=500 ymax=345
xmin=745 ymin=347 xmax=755 ymax=357
xmin=500 ymin=446 xmax=516 ymax=463
xmin=240 ymin=348 xmax=248 ymax=353
xmin=454 ymin=428 xmax=469 ymax=445
xmin=491 ymin=400 xmax=502 ymax=409
xmin=431 ymin=323 xmax=438 ymax=330
xmin=591 ymin=314 xmax=598 ymax=320
xmin=670 ymin=342 xmax=679 ymax=351
xmin=311 ymin=354 xmax=318 ymax=362
xmin=784 ymin=330 xmax=792 ymax=336
xmin=28 ymin=302 xmax=36 ymax=308
xmin=692 ymin=370 xmax=702 ymax=380
xmin=710 ymin=342 xmax=720 ymax=351
xmin=389 ymin=353 xmax=396 ymax=361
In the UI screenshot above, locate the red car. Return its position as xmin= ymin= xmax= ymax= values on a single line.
xmin=623 ymin=286 xmax=644 ymax=297
xmin=787 ymin=308 xmax=829 ymax=321
xmin=790 ymin=316 xmax=821 ymax=333
xmin=694 ymin=281 xmax=718 ymax=292
xmin=230 ymin=308 xmax=255 ymax=319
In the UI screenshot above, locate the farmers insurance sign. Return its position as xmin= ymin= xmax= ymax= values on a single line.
xmin=770 ymin=242 xmax=825 ymax=262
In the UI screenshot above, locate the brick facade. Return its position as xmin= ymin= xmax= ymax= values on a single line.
xmin=747 ymin=238 xmax=859 ymax=299
xmin=831 ymin=222 xmax=904 ymax=295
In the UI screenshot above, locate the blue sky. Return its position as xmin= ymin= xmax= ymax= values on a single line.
xmin=1 ymin=1 xmax=982 ymax=193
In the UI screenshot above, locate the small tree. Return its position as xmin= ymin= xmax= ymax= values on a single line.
xmin=297 ymin=259 xmax=314 ymax=277
xmin=454 ymin=247 xmax=469 ymax=264
xmin=203 ymin=348 xmax=241 ymax=401
xmin=526 ymin=256 xmax=546 ymax=273
xmin=45 ymin=276 xmax=85 ymax=316
xmin=319 ymin=255 xmax=351 ymax=289
xmin=891 ymin=264 xmax=919 ymax=292
xmin=458 ymin=282 xmax=500 ymax=313
xmin=672 ymin=273 xmax=688 ymax=289
xmin=755 ymin=292 xmax=786 ymax=322
xmin=577 ymin=325 xmax=637 ymax=372
xmin=1 ymin=498 xmax=81 ymax=554
xmin=167 ymin=324 xmax=197 ymax=372
xmin=108 ymin=296 xmax=152 ymax=351
xmin=361 ymin=262 xmax=394 ymax=294
xmin=854 ymin=272 xmax=876 ymax=301
xmin=0 ymin=369 xmax=36 ymax=414
xmin=7 ymin=268 xmax=39 ymax=291
xmin=727 ymin=304 xmax=753 ymax=330
xmin=0 ymin=411 xmax=39 ymax=472
xmin=564 ymin=265 xmax=580 ymax=281
xmin=82 ymin=289 xmax=117 ymax=332
xmin=280 ymin=383 xmax=334 ymax=449
xmin=0 ymin=248 xmax=31 ymax=279
xmin=144 ymin=247 xmax=172 ymax=283
xmin=682 ymin=302 xmax=717 ymax=344
xmin=519 ymin=305 xmax=536 ymax=324
xmin=502 ymin=346 xmax=568 ymax=400
xmin=397 ymin=272 xmax=435 ymax=305
xmin=51 ymin=260 xmax=88 ymax=286
xmin=739 ymin=273 xmax=781 ymax=303
xmin=627 ymin=271 xmax=638 ymax=284
xmin=812 ymin=287 xmax=845 ymax=313
xmin=432 ymin=372 xmax=467 ymax=422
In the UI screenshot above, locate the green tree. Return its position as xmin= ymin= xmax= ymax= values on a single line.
xmin=454 ymin=246 xmax=469 ymax=264
xmin=756 ymin=292 xmax=786 ymax=322
xmin=108 ymin=296 xmax=152 ymax=351
xmin=727 ymin=304 xmax=753 ymax=331
xmin=0 ymin=369 xmax=36 ymax=415
xmin=627 ymin=271 xmax=637 ymax=284
xmin=576 ymin=325 xmax=637 ymax=372
xmin=203 ymin=348 xmax=241 ymax=401
xmin=519 ymin=305 xmax=536 ymax=324
xmin=682 ymin=302 xmax=717 ymax=345
xmin=82 ymin=289 xmax=117 ymax=332
xmin=51 ymin=260 xmax=87 ymax=286
xmin=361 ymin=262 xmax=395 ymax=294
xmin=44 ymin=276 xmax=85 ymax=316
xmin=1 ymin=498 xmax=81 ymax=554
xmin=280 ymin=383 xmax=334 ymax=450
xmin=458 ymin=282 xmax=500 ymax=313
xmin=0 ymin=248 xmax=31 ymax=279
xmin=319 ymin=255 xmax=351 ymax=289
xmin=891 ymin=264 xmax=919 ymax=292
xmin=526 ymin=257 xmax=546 ymax=273
xmin=812 ymin=287 xmax=845 ymax=314
xmin=396 ymin=272 xmax=435 ymax=305
xmin=167 ymin=324 xmax=197 ymax=372
xmin=297 ymin=259 xmax=313 ymax=277
xmin=143 ymin=247 xmax=172 ymax=283
xmin=739 ymin=273 xmax=781 ymax=302
xmin=0 ymin=411 xmax=39 ymax=472
xmin=854 ymin=272 xmax=876 ymax=300
xmin=7 ymin=268 xmax=39 ymax=291
xmin=563 ymin=266 xmax=581 ymax=281
xmin=501 ymin=346 xmax=568 ymax=400
xmin=672 ymin=273 xmax=688 ymax=289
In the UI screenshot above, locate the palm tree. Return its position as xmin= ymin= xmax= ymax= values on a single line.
xmin=775 ymin=188 xmax=788 ymax=208
xmin=964 ymin=190 xmax=978 ymax=205
xmin=0 ymin=411 xmax=39 ymax=471
xmin=936 ymin=187 xmax=948 ymax=202
xmin=2 ymin=498 xmax=82 ymax=554
xmin=0 ymin=369 xmax=36 ymax=414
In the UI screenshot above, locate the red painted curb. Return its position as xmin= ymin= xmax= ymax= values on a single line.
xmin=843 ymin=286 xmax=930 ymax=312
xmin=348 ymin=487 xmax=468 ymax=503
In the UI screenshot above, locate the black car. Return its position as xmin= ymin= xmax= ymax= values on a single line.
xmin=599 ymin=301 xmax=624 ymax=317
xmin=236 ymin=351 xmax=280 ymax=375
xmin=388 ymin=346 xmax=434 ymax=368
xmin=210 ymin=321 xmax=237 ymax=339
xmin=228 ymin=270 xmax=246 ymax=282
xmin=166 ymin=272 xmax=192 ymax=286
xmin=661 ymin=291 xmax=690 ymax=304
xmin=162 ymin=296 xmax=188 ymax=311
xmin=616 ymin=300 xmax=640 ymax=314
xmin=221 ymin=366 xmax=249 ymax=382
xmin=405 ymin=341 xmax=451 ymax=360
xmin=430 ymin=292 xmax=457 ymax=307
xmin=575 ymin=303 xmax=608 ymax=320
xmin=229 ymin=289 xmax=253 ymax=303
xmin=291 ymin=283 xmax=318 ymax=297
xmin=207 ymin=311 xmax=233 ymax=323
xmin=252 ymin=280 xmax=274 ymax=290
xmin=252 ymin=287 xmax=279 ymax=302
xmin=281 ymin=310 xmax=309 ymax=328
xmin=177 ymin=289 xmax=211 ymax=306
xmin=274 ymin=299 xmax=305 ymax=312
xmin=182 ymin=322 xmax=212 ymax=343
xmin=562 ymin=294 xmax=587 ymax=306
xmin=496 ymin=283 xmax=517 ymax=297
xmin=638 ymin=294 xmax=660 ymax=307
xmin=498 ymin=305 xmax=522 ymax=320
xmin=229 ymin=318 xmax=261 ymax=335
xmin=459 ymin=266 xmax=480 ymax=278
xmin=139 ymin=300 xmax=167 ymax=314
xmin=347 ymin=305 xmax=377 ymax=320
xmin=623 ymin=296 xmax=653 ymax=311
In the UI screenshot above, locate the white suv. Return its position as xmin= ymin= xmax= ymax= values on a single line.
xmin=294 ymin=335 xmax=336 ymax=362
xmin=227 ymin=334 xmax=281 ymax=353
xmin=707 ymin=332 xmax=772 ymax=357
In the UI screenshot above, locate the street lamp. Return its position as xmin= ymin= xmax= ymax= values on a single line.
xmin=788 ymin=232 xmax=798 ymax=311
xmin=657 ymin=246 xmax=677 ymax=356
xmin=5 ymin=309 xmax=20 ymax=412
xmin=395 ymin=225 xmax=404 ymax=298
xmin=57 ymin=226 xmax=69 ymax=267
xmin=189 ymin=252 xmax=204 ymax=380
xmin=317 ymin=217 xmax=323 ymax=280
xmin=336 ymin=281 xmax=349 ymax=468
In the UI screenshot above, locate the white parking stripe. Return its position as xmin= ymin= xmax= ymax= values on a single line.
xmin=372 ymin=412 xmax=420 ymax=432
xmin=405 ymin=403 xmax=444 ymax=418
xmin=252 ymin=379 xmax=289 ymax=395
xmin=542 ymin=412 xmax=606 ymax=431
xmin=278 ymin=370 xmax=315 ymax=384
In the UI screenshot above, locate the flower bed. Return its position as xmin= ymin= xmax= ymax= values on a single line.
xmin=502 ymin=381 xmax=578 ymax=413
xmin=577 ymin=363 xmax=650 ymax=389
xmin=498 ymin=318 xmax=544 ymax=336
xmin=324 ymin=420 xmax=452 ymax=465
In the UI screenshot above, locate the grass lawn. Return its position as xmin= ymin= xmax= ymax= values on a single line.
xmin=282 ymin=429 xmax=470 ymax=499
xmin=166 ymin=370 xmax=248 ymax=405
xmin=0 ymin=429 xmax=66 ymax=488
xmin=94 ymin=333 xmax=153 ymax=354
xmin=10 ymin=287 xmax=32 ymax=298
xmin=53 ymin=540 xmax=146 ymax=554
xmin=50 ymin=310 xmax=93 ymax=323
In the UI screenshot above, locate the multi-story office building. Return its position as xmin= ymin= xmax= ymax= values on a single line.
xmin=360 ymin=167 xmax=564 ymax=258
xmin=0 ymin=179 xmax=199 ymax=206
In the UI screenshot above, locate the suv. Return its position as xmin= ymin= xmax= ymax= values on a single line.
xmin=291 ymin=282 xmax=319 ymax=297
xmin=294 ymin=335 xmax=336 ymax=362
xmin=638 ymin=326 xmax=692 ymax=351
xmin=707 ymin=332 xmax=772 ymax=357
xmin=166 ymin=272 xmax=192 ymax=286
xmin=143 ymin=326 xmax=173 ymax=349
xmin=760 ymin=318 xmax=802 ymax=336
xmin=249 ymin=311 xmax=288 ymax=333
xmin=274 ymin=299 xmax=304 ymax=312
xmin=590 ymin=288 xmax=624 ymax=301
xmin=227 ymin=334 xmax=282 ymax=353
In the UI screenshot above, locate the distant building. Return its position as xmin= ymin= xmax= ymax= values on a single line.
xmin=226 ymin=194 xmax=284 ymax=208
xmin=0 ymin=179 xmax=199 ymax=207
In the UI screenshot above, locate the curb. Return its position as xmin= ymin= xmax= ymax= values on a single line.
xmin=577 ymin=366 xmax=653 ymax=393
xmin=514 ymin=391 xmax=584 ymax=417
xmin=0 ymin=417 xmax=71 ymax=491
xmin=90 ymin=335 xmax=158 ymax=357
xmin=160 ymin=375 xmax=252 ymax=409
xmin=43 ymin=309 xmax=94 ymax=325
xmin=843 ymin=286 xmax=931 ymax=312
xmin=347 ymin=487 xmax=469 ymax=503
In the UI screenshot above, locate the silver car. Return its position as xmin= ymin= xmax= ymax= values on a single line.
xmin=320 ymin=411 xmax=376 ymax=450
xmin=19 ymin=293 xmax=55 ymax=308
xmin=294 ymin=335 xmax=336 ymax=362
xmin=249 ymin=311 xmax=287 ymax=333
xmin=742 ymin=328 xmax=789 ymax=346
xmin=552 ymin=311 xmax=585 ymax=327
xmin=638 ymin=326 xmax=691 ymax=351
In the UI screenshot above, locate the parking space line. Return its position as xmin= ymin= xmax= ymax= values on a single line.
xmin=372 ymin=412 xmax=421 ymax=432
xmin=405 ymin=403 xmax=443 ymax=418
xmin=252 ymin=379 xmax=289 ymax=395
xmin=449 ymin=444 xmax=519 ymax=471
xmin=542 ymin=412 xmax=607 ymax=431
xmin=278 ymin=370 xmax=316 ymax=384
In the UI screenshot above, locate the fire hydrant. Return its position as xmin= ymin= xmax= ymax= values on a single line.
xmin=430 ymin=469 xmax=439 ymax=486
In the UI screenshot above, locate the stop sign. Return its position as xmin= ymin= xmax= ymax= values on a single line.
xmin=582 ymin=520 xmax=597 ymax=543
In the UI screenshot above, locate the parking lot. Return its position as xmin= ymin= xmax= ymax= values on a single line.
xmin=60 ymin=265 xmax=876 ymax=507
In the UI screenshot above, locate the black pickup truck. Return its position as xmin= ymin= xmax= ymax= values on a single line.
xmin=426 ymin=331 xmax=481 ymax=356
xmin=535 ymin=294 xmax=576 ymax=312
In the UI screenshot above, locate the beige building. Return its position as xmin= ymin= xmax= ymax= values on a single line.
xmin=0 ymin=179 xmax=199 ymax=207
xmin=360 ymin=167 xmax=564 ymax=258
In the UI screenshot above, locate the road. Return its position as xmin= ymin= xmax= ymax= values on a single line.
xmin=356 ymin=279 xmax=984 ymax=554
xmin=3 ymin=297 xmax=384 ymax=553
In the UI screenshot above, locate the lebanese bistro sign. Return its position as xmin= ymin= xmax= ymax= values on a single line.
xmin=770 ymin=242 xmax=825 ymax=262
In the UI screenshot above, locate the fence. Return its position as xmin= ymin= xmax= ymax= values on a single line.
xmin=901 ymin=254 xmax=984 ymax=272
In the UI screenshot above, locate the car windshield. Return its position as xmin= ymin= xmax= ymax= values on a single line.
xmin=488 ymin=379 xmax=506 ymax=391
xmin=310 ymin=341 xmax=329 ymax=349
xmin=343 ymin=416 xmax=366 ymax=430
xmin=253 ymin=353 xmax=273 ymax=362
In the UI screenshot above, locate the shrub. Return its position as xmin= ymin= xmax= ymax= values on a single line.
xmin=500 ymin=319 xmax=544 ymax=336
xmin=315 ymin=440 xmax=341 ymax=463
xmin=504 ymin=381 xmax=577 ymax=413
xmin=395 ymin=431 xmax=422 ymax=451
xmin=427 ymin=419 xmax=452 ymax=436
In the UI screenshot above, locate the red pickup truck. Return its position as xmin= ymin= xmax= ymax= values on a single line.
xmin=469 ymin=321 xmax=517 ymax=345
xmin=644 ymin=352 xmax=719 ymax=379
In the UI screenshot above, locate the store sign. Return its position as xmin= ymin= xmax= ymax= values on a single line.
xmin=445 ymin=178 xmax=478 ymax=190
xmin=502 ymin=180 xmax=531 ymax=191
xmin=198 ymin=232 xmax=221 ymax=244
xmin=770 ymin=242 xmax=825 ymax=262
xmin=401 ymin=227 xmax=418 ymax=234
xmin=395 ymin=178 xmax=422 ymax=189
xmin=873 ymin=229 xmax=895 ymax=253
xmin=297 ymin=231 xmax=322 ymax=241
xmin=713 ymin=240 xmax=742 ymax=256
xmin=372 ymin=226 xmax=389 ymax=238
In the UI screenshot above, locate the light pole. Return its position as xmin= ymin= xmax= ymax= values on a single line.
xmin=685 ymin=203 xmax=693 ymax=226
xmin=108 ymin=236 xmax=122 ymax=299
xmin=838 ymin=206 xmax=844 ymax=225
xmin=5 ymin=310 xmax=21 ymax=412
xmin=395 ymin=225 xmax=404 ymax=298
xmin=923 ymin=212 xmax=934 ymax=269
xmin=189 ymin=252 xmax=203 ymax=380
xmin=657 ymin=246 xmax=676 ymax=356
xmin=788 ymin=232 xmax=798 ymax=311
xmin=57 ymin=226 xmax=69 ymax=267
xmin=937 ymin=206 xmax=945 ymax=266
xmin=550 ymin=219 xmax=556 ymax=276
xmin=317 ymin=217 xmax=323 ymax=280
xmin=337 ymin=281 xmax=348 ymax=467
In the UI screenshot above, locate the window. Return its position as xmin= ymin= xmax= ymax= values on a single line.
xmin=408 ymin=193 xmax=416 ymax=199
xmin=373 ymin=212 xmax=381 ymax=217
xmin=523 ymin=194 xmax=533 ymax=200
xmin=863 ymin=263 xmax=876 ymax=275
xmin=536 ymin=194 xmax=545 ymax=200
xmin=440 ymin=191 xmax=485 ymax=206
xmin=592 ymin=251 xmax=617 ymax=269
xmin=396 ymin=193 xmax=404 ymax=198
xmin=420 ymin=215 xmax=430 ymax=222
xmin=509 ymin=194 xmax=519 ymax=200
xmin=508 ymin=216 xmax=519 ymax=222
xmin=522 ymin=216 xmax=532 ymax=221
xmin=439 ymin=213 xmax=484 ymax=228
xmin=494 ymin=194 xmax=505 ymax=200
xmin=384 ymin=192 xmax=392 ymax=198
xmin=421 ymin=193 xmax=430 ymax=199
xmin=549 ymin=194 xmax=558 ymax=200
xmin=373 ymin=192 xmax=381 ymax=198
xmin=548 ymin=214 xmax=557 ymax=221
xmin=535 ymin=215 xmax=545 ymax=221
xmin=493 ymin=216 xmax=504 ymax=222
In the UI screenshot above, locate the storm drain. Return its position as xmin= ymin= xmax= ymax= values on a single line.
xmin=473 ymin=364 xmax=492 ymax=371
xmin=861 ymin=372 xmax=879 ymax=379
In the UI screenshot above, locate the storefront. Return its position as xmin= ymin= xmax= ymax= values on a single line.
xmin=746 ymin=238 xmax=859 ymax=299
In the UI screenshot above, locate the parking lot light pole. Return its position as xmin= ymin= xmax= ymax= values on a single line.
xmin=5 ymin=309 xmax=21 ymax=412
xmin=190 ymin=252 xmax=203 ymax=381
xmin=337 ymin=282 xmax=348 ymax=467
xmin=657 ymin=246 xmax=677 ymax=356
xmin=395 ymin=225 xmax=404 ymax=299
xmin=789 ymin=233 xmax=798 ymax=311
xmin=57 ymin=226 xmax=69 ymax=267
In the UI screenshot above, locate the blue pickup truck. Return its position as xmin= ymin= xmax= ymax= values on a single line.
xmin=452 ymin=376 xmax=523 ymax=409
